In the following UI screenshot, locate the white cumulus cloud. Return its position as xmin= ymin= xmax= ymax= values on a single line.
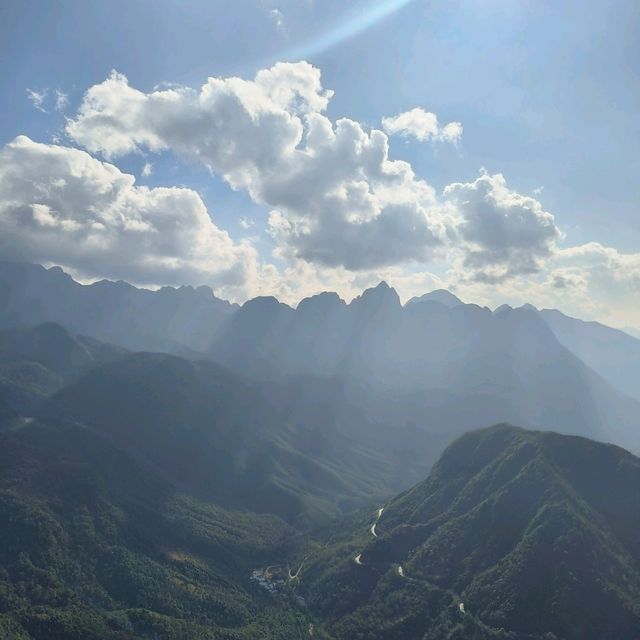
xmin=18 ymin=61 xmax=632 ymax=328
xmin=0 ymin=136 xmax=259 ymax=297
xmin=382 ymin=107 xmax=462 ymax=144
xmin=65 ymin=63 xmax=452 ymax=270
xmin=445 ymin=171 xmax=562 ymax=283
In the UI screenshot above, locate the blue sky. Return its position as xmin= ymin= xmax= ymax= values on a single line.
xmin=0 ymin=0 xmax=638 ymax=327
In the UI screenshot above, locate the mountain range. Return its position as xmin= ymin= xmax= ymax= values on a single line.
xmin=0 ymin=261 xmax=236 ymax=355
xmin=0 ymin=323 xmax=437 ymax=527
xmin=2 ymin=261 xmax=639 ymax=455
xmin=209 ymin=281 xmax=640 ymax=453
xmin=0 ymin=261 xmax=639 ymax=639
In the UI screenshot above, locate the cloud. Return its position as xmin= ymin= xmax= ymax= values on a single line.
xmin=55 ymin=89 xmax=69 ymax=112
xmin=141 ymin=162 xmax=153 ymax=177
xmin=239 ymin=217 xmax=255 ymax=229
xmin=0 ymin=136 xmax=259 ymax=297
xmin=382 ymin=107 xmax=462 ymax=143
xmin=269 ymin=8 xmax=286 ymax=32
xmin=445 ymin=240 xmax=640 ymax=329
xmin=554 ymin=242 xmax=640 ymax=306
xmin=27 ymin=89 xmax=47 ymax=112
xmin=547 ymin=269 xmax=587 ymax=290
xmin=27 ymin=88 xmax=69 ymax=113
xmin=444 ymin=171 xmax=562 ymax=283
xmin=66 ymin=64 xmax=452 ymax=270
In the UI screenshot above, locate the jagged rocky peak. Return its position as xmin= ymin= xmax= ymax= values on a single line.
xmin=46 ymin=265 xmax=76 ymax=282
xmin=350 ymin=281 xmax=401 ymax=310
xmin=493 ymin=303 xmax=513 ymax=315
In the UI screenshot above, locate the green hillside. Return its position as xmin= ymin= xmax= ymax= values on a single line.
xmin=299 ymin=425 xmax=640 ymax=640
xmin=0 ymin=417 xmax=317 ymax=640
xmin=0 ymin=323 xmax=125 ymax=414
xmin=41 ymin=352 xmax=428 ymax=527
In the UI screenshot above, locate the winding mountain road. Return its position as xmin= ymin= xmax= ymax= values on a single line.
xmin=370 ymin=507 xmax=384 ymax=537
xmin=353 ymin=506 xmax=385 ymax=564
xmin=352 ymin=508 xmax=467 ymax=617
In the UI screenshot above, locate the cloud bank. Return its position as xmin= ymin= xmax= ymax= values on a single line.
xmin=445 ymin=171 xmax=562 ymax=283
xmin=64 ymin=63 xmax=560 ymax=279
xmin=66 ymin=64 xmax=452 ymax=270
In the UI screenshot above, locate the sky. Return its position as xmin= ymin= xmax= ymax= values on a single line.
xmin=0 ymin=0 xmax=638 ymax=329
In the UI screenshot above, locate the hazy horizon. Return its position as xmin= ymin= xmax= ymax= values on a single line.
xmin=8 ymin=258 xmax=640 ymax=336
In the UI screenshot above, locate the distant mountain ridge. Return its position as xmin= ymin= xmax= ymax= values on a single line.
xmin=210 ymin=282 xmax=640 ymax=453
xmin=2 ymin=260 xmax=638 ymax=397
xmin=537 ymin=307 xmax=640 ymax=401
xmin=0 ymin=261 xmax=236 ymax=354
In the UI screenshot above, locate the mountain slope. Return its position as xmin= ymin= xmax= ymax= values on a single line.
xmin=0 ymin=323 xmax=125 ymax=414
xmin=3 ymin=262 xmax=638 ymax=454
xmin=539 ymin=307 xmax=640 ymax=402
xmin=40 ymin=352 xmax=433 ymax=526
xmin=0 ymin=261 xmax=236 ymax=354
xmin=0 ymin=417 xmax=315 ymax=640
xmin=300 ymin=425 xmax=640 ymax=640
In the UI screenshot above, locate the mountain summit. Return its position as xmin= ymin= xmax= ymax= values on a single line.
xmin=406 ymin=289 xmax=463 ymax=308
xmin=350 ymin=281 xmax=402 ymax=311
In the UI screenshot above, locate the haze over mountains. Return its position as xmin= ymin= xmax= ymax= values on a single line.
xmin=2 ymin=261 xmax=639 ymax=453
xmin=0 ymin=261 xmax=237 ymax=355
